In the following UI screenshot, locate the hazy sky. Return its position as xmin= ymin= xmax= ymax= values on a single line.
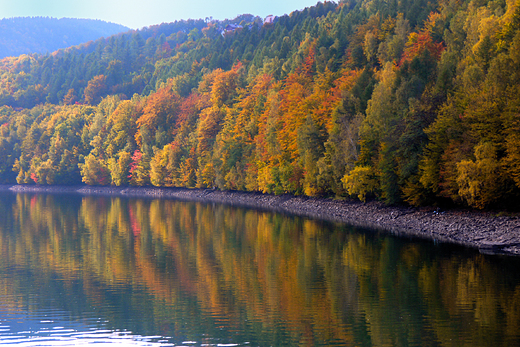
xmin=0 ymin=0 xmax=321 ymax=29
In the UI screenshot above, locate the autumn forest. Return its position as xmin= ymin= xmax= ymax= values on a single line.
xmin=0 ymin=0 xmax=519 ymax=210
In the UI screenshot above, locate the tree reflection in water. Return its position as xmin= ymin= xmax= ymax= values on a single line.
xmin=0 ymin=191 xmax=519 ymax=346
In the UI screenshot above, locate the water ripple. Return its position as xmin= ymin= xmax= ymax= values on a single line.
xmin=0 ymin=329 xmax=177 ymax=346
xmin=0 ymin=310 xmax=175 ymax=346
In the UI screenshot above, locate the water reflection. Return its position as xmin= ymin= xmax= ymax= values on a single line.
xmin=0 ymin=191 xmax=519 ymax=346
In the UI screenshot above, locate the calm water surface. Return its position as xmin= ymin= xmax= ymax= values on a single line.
xmin=0 ymin=191 xmax=519 ymax=346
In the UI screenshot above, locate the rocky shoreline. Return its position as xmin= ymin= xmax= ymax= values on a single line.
xmin=2 ymin=184 xmax=520 ymax=256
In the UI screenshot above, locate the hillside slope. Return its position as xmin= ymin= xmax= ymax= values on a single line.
xmin=0 ymin=0 xmax=519 ymax=211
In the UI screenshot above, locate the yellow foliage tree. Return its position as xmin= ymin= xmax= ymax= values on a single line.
xmin=342 ymin=166 xmax=378 ymax=202
xmin=456 ymin=142 xmax=501 ymax=209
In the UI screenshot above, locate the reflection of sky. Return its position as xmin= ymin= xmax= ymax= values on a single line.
xmin=0 ymin=309 xmax=174 ymax=346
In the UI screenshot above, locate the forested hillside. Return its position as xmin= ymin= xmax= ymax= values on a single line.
xmin=0 ymin=0 xmax=519 ymax=210
xmin=0 ymin=17 xmax=129 ymax=58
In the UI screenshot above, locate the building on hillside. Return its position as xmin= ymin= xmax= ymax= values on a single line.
xmin=221 ymin=24 xmax=243 ymax=36
xmin=264 ymin=15 xmax=275 ymax=24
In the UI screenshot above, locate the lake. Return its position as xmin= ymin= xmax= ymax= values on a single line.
xmin=0 ymin=190 xmax=519 ymax=346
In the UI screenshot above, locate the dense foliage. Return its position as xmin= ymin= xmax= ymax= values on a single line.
xmin=0 ymin=0 xmax=519 ymax=209
xmin=0 ymin=17 xmax=129 ymax=59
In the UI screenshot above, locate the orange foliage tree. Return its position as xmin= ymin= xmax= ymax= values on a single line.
xmin=84 ymin=75 xmax=107 ymax=105
xmin=399 ymin=12 xmax=445 ymax=65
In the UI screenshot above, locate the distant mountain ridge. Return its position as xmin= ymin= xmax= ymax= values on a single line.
xmin=0 ymin=17 xmax=129 ymax=58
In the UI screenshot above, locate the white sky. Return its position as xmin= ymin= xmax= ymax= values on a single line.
xmin=0 ymin=0 xmax=323 ymax=29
